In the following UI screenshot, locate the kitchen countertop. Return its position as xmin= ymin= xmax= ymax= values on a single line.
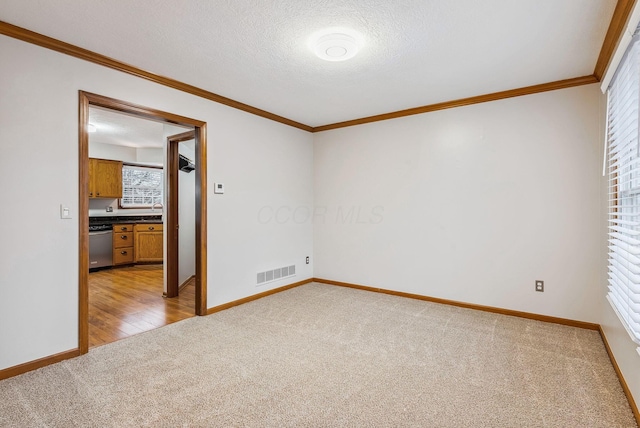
xmin=89 ymin=215 xmax=162 ymax=225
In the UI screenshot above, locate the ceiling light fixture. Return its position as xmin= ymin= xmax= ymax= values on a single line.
xmin=309 ymin=28 xmax=363 ymax=62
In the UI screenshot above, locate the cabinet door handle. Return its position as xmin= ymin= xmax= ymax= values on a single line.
xmin=121 ymin=235 xmax=127 ymax=239
xmin=89 ymin=192 xmax=93 ymax=197
xmin=120 ymin=227 xmax=127 ymax=231
xmin=96 ymin=192 xmax=100 ymax=196
xmin=121 ymin=251 xmax=127 ymax=255
xmin=149 ymin=226 xmax=154 ymax=230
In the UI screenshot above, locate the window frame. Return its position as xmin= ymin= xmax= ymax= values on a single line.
xmin=118 ymin=162 xmax=164 ymax=209
xmin=605 ymin=28 xmax=640 ymax=354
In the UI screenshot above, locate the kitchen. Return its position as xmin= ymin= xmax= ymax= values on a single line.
xmin=87 ymin=105 xmax=197 ymax=347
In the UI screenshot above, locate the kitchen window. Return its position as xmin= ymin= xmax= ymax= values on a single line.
xmin=120 ymin=164 xmax=163 ymax=208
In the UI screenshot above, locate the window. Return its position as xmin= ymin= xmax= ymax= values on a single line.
xmin=605 ymin=26 xmax=640 ymax=354
xmin=120 ymin=164 xmax=163 ymax=208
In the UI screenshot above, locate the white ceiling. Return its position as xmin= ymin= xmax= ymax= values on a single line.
xmin=89 ymin=106 xmax=192 ymax=149
xmin=0 ymin=0 xmax=617 ymax=128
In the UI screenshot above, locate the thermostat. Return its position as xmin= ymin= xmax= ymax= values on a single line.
xmin=214 ymin=183 xmax=225 ymax=194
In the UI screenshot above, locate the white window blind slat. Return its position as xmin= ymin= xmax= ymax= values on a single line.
xmin=606 ymin=26 xmax=640 ymax=349
xmin=608 ymin=238 xmax=640 ymax=256
xmin=609 ymin=260 xmax=640 ymax=286
xmin=121 ymin=165 xmax=164 ymax=208
xmin=608 ymin=232 xmax=640 ymax=247
xmin=608 ymin=257 xmax=640 ymax=280
xmin=607 ymin=155 xmax=640 ymax=171
xmin=610 ymin=225 xmax=640 ymax=236
xmin=609 ymin=218 xmax=640 ymax=227
xmin=609 ymin=211 xmax=640 ymax=218
xmin=608 ymin=289 xmax=640 ymax=325
xmin=607 ymin=170 xmax=640 ymax=186
xmin=608 ymin=246 xmax=640 ymax=266
xmin=607 ymin=129 xmax=638 ymax=151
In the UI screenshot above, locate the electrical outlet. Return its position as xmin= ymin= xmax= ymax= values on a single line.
xmin=535 ymin=280 xmax=544 ymax=292
xmin=306 ymin=256 xmax=310 ymax=265
xmin=106 ymin=206 xmax=113 ymax=212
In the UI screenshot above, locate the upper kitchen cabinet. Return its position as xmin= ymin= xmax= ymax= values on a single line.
xmin=89 ymin=158 xmax=123 ymax=198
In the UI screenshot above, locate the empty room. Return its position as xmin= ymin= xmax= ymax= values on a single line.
xmin=0 ymin=1 xmax=639 ymax=426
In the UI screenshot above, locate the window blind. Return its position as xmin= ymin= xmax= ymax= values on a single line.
xmin=121 ymin=165 xmax=163 ymax=208
xmin=606 ymin=28 xmax=640 ymax=353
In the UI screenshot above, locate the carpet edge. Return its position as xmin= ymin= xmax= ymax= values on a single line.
xmin=312 ymin=278 xmax=600 ymax=330
xmin=206 ymin=278 xmax=314 ymax=315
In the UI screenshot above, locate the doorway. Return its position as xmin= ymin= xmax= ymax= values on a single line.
xmin=79 ymin=91 xmax=208 ymax=354
xmin=166 ymin=130 xmax=196 ymax=298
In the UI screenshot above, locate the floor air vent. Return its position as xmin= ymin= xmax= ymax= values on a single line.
xmin=257 ymin=265 xmax=295 ymax=286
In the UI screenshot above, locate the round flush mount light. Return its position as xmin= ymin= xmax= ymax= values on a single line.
xmin=308 ymin=28 xmax=364 ymax=62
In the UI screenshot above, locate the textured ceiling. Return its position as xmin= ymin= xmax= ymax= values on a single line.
xmin=0 ymin=0 xmax=617 ymax=127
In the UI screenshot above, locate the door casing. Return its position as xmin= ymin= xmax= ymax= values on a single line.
xmin=79 ymin=91 xmax=208 ymax=353
xmin=166 ymin=130 xmax=196 ymax=298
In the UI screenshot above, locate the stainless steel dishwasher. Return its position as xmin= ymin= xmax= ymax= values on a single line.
xmin=89 ymin=226 xmax=113 ymax=270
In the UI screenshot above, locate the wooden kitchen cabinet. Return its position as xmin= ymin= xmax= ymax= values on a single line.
xmin=89 ymin=158 xmax=123 ymax=198
xmin=113 ymin=224 xmax=133 ymax=233
xmin=134 ymin=223 xmax=163 ymax=263
xmin=112 ymin=224 xmax=134 ymax=265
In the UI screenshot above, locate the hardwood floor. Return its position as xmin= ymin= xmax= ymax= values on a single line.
xmin=88 ymin=264 xmax=195 ymax=348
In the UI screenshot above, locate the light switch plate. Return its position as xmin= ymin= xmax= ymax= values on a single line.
xmin=214 ymin=183 xmax=224 ymax=194
xmin=60 ymin=204 xmax=72 ymax=219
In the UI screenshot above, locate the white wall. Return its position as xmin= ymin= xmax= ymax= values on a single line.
xmin=178 ymin=141 xmax=196 ymax=285
xmin=314 ymin=84 xmax=603 ymax=323
xmin=88 ymin=141 xmax=163 ymax=166
xmin=0 ymin=34 xmax=313 ymax=370
xmin=89 ymin=141 xmax=136 ymax=162
xmin=136 ymin=147 xmax=163 ymax=165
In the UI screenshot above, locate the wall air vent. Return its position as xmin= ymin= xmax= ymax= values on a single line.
xmin=257 ymin=265 xmax=296 ymax=286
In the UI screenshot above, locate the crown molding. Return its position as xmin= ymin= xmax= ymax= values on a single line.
xmin=311 ymin=75 xmax=599 ymax=132
xmin=0 ymin=20 xmax=313 ymax=132
xmin=594 ymin=0 xmax=638 ymax=81
xmin=0 ymin=12 xmax=619 ymax=134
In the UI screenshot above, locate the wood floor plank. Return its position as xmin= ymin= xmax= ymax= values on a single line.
xmin=87 ymin=325 xmax=121 ymax=349
xmin=88 ymin=264 xmax=196 ymax=348
xmin=89 ymin=309 xmax=146 ymax=336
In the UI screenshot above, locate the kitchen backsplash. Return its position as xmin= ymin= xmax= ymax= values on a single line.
xmin=88 ymin=198 xmax=163 ymax=217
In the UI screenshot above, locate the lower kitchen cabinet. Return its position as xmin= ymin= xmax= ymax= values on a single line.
xmin=112 ymin=224 xmax=134 ymax=265
xmin=134 ymin=223 xmax=163 ymax=263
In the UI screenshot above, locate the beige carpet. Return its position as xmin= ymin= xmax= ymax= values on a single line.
xmin=0 ymin=283 xmax=636 ymax=427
